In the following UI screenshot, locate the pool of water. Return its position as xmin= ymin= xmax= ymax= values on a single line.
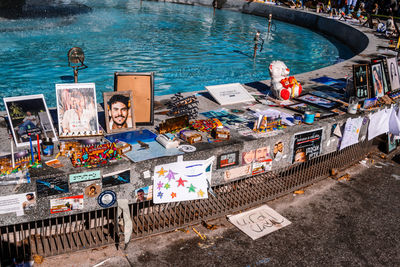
xmin=0 ymin=0 xmax=354 ymax=109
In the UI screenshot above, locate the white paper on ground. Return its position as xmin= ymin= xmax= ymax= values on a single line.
xmin=368 ymin=108 xmax=391 ymax=140
xmin=340 ymin=117 xmax=363 ymax=150
xmin=227 ymin=204 xmax=291 ymax=240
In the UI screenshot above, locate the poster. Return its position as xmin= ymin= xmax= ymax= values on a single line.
xmin=217 ymin=151 xmax=239 ymax=169
xmin=36 ymin=175 xmax=69 ymax=198
xmin=102 ymin=169 xmax=130 ymax=187
xmin=0 ymin=192 xmax=36 ymax=216
xmin=340 ymin=117 xmax=363 ymax=150
xmin=227 ymin=204 xmax=291 ymax=240
xmin=3 ymin=95 xmax=58 ymax=148
xmin=368 ymin=108 xmax=391 ymax=140
xmin=152 ymin=157 xmax=215 ymax=204
xmin=56 ymin=83 xmax=99 ymax=136
xmin=251 ymin=160 xmax=272 ymax=175
xmin=50 ymin=195 xmax=84 ymax=214
xmin=292 ymin=129 xmax=323 ymax=163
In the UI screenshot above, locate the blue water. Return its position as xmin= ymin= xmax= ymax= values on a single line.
xmin=0 ymin=0 xmax=354 ymax=109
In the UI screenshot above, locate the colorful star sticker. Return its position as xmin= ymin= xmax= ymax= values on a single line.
xmin=171 ymin=192 xmax=177 ymax=199
xmin=188 ymin=184 xmax=196 ymax=193
xmin=156 ymin=167 xmax=167 ymax=177
xmin=176 ymin=177 xmax=188 ymax=187
xmin=197 ymin=189 xmax=205 ymax=197
xmin=165 ymin=170 xmax=178 ymax=181
xmin=164 ymin=183 xmax=171 ymax=190
xmin=157 ymin=191 xmax=163 ymax=199
xmin=157 ymin=181 xmax=164 ymax=190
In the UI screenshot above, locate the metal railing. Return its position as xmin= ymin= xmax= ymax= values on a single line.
xmin=0 ymin=140 xmax=373 ymax=264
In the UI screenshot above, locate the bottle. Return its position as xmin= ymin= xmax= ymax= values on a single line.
xmin=42 ymin=138 xmax=54 ymax=156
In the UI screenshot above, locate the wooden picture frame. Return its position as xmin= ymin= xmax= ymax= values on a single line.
xmin=4 ymin=94 xmax=58 ymax=148
xmin=114 ymin=72 xmax=154 ymax=126
xmin=103 ymin=91 xmax=135 ymax=133
xmin=352 ymin=64 xmax=370 ymax=99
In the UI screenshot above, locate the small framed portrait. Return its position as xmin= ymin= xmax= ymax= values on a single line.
xmin=387 ymin=57 xmax=400 ymax=91
xmin=56 ymin=83 xmax=99 ymax=136
xmin=352 ymin=64 xmax=370 ymax=99
xmin=3 ymin=94 xmax=58 ymax=148
xmin=217 ymin=151 xmax=239 ymax=169
xmin=370 ymin=63 xmax=386 ymax=98
xmin=103 ymin=91 xmax=135 ymax=133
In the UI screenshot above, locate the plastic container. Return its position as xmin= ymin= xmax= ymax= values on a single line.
xmin=42 ymin=138 xmax=54 ymax=156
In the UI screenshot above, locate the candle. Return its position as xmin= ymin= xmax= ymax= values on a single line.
xmin=36 ymin=134 xmax=41 ymax=162
xmin=28 ymin=134 xmax=34 ymax=164
xmin=10 ymin=139 xmax=15 ymax=169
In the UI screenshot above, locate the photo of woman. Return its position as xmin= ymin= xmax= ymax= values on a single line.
xmin=371 ymin=64 xmax=384 ymax=98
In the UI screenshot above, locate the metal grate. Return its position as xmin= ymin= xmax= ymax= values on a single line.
xmin=0 ymin=140 xmax=373 ymax=264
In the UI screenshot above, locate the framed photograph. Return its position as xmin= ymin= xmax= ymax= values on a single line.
xmin=284 ymin=103 xmax=336 ymax=119
xmin=387 ymin=133 xmax=397 ymax=153
xmin=296 ymin=93 xmax=341 ymax=110
xmin=217 ymin=151 xmax=239 ymax=169
xmin=103 ymin=91 xmax=135 ymax=133
xmin=352 ymin=64 xmax=370 ymax=99
xmin=363 ymin=97 xmax=377 ymax=109
xmin=387 ymin=57 xmax=400 ymax=91
xmin=370 ymin=62 xmax=386 ymax=98
xmin=4 ymin=94 xmax=57 ymax=148
xmin=114 ymin=72 xmax=154 ymax=126
xmin=56 ymin=83 xmax=99 ymax=136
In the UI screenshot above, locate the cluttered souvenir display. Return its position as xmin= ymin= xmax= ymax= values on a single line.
xmin=1 ymin=57 xmax=400 ymax=221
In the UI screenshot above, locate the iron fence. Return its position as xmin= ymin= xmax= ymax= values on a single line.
xmin=0 ymin=140 xmax=373 ymax=264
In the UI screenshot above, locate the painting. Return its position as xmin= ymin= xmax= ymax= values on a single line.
xmin=56 ymin=83 xmax=99 ymax=136
xmin=103 ymin=91 xmax=135 ymax=133
xmin=4 ymin=94 xmax=57 ymax=148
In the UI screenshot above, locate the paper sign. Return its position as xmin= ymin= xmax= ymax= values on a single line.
xmin=102 ymin=169 xmax=130 ymax=187
xmin=368 ymin=108 xmax=391 ymax=140
xmin=50 ymin=195 xmax=84 ymax=214
xmin=153 ymin=157 xmax=215 ymax=204
xmin=224 ymin=164 xmax=252 ymax=181
xmin=340 ymin=117 xmax=363 ymax=150
xmin=292 ymin=129 xmax=323 ymax=163
xmin=206 ymin=83 xmax=255 ymax=105
xmin=228 ymin=204 xmax=291 ymax=240
xmin=0 ymin=192 xmax=36 ymax=216
xmin=69 ymin=170 xmax=101 ymax=183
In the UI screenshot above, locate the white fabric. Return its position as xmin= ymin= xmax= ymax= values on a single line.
xmin=117 ymin=199 xmax=132 ymax=246
xmin=368 ymin=108 xmax=391 ymax=140
xmin=340 ymin=117 xmax=363 ymax=150
xmin=389 ymin=107 xmax=400 ymax=135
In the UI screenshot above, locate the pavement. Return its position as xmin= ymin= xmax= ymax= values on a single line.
xmin=41 ymin=150 xmax=400 ymax=267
